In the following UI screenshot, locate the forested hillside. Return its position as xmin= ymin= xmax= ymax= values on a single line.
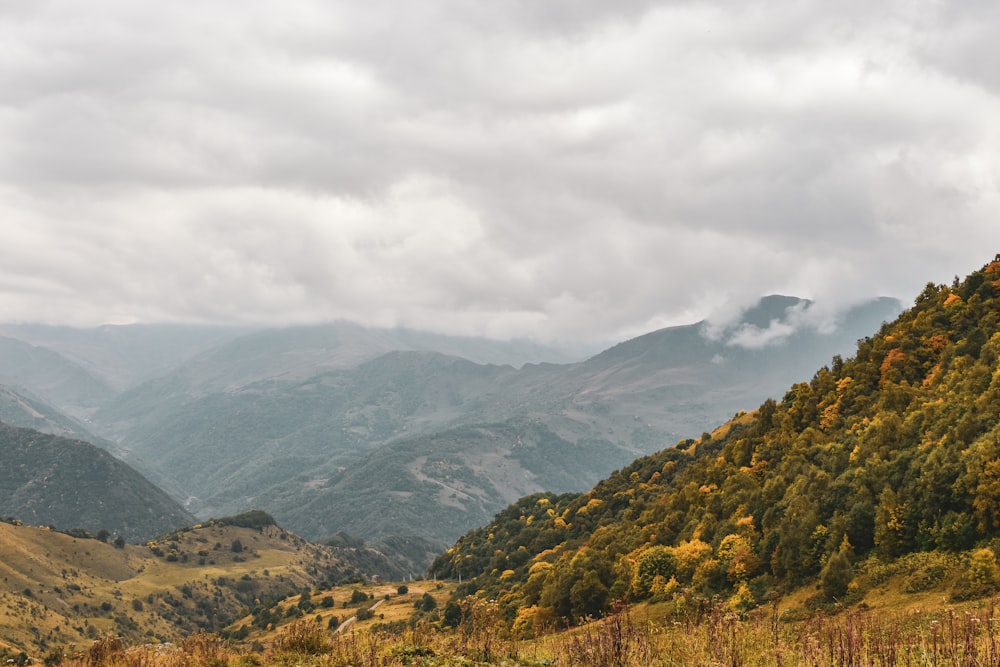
xmin=432 ymin=256 xmax=1000 ymax=629
xmin=0 ymin=423 xmax=196 ymax=541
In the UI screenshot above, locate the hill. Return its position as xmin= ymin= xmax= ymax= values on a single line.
xmin=0 ymin=422 xmax=196 ymax=541
xmin=0 ymin=384 xmax=94 ymax=440
xmin=431 ymin=256 xmax=1000 ymax=627
xmin=85 ymin=296 xmax=898 ymax=565
xmin=0 ymin=336 xmax=115 ymax=420
xmin=0 ymin=515 xmax=363 ymax=657
xmin=0 ymin=323 xmax=253 ymax=392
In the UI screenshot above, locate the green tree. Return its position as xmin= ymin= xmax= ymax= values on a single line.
xmin=821 ymin=548 xmax=852 ymax=600
xmin=632 ymin=546 xmax=677 ymax=598
xmin=569 ymin=570 xmax=608 ymax=620
xmin=443 ymin=601 xmax=463 ymax=627
xmin=417 ymin=592 xmax=436 ymax=612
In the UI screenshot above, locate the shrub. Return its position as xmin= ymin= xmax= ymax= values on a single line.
xmin=951 ymin=548 xmax=1000 ymax=601
xmin=274 ymin=619 xmax=329 ymax=654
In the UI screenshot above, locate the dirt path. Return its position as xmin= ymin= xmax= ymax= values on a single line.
xmin=335 ymin=598 xmax=385 ymax=633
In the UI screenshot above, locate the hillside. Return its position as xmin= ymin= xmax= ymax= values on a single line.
xmin=0 ymin=515 xmax=362 ymax=657
xmin=85 ymin=297 xmax=898 ymax=565
xmin=0 ymin=423 xmax=196 ymax=541
xmin=0 ymin=336 xmax=115 ymax=420
xmin=431 ymin=256 xmax=1000 ymax=627
xmin=0 ymin=323 xmax=252 ymax=392
xmin=0 ymin=384 xmax=93 ymax=440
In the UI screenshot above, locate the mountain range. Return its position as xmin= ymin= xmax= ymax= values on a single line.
xmin=0 ymin=295 xmax=900 ymax=570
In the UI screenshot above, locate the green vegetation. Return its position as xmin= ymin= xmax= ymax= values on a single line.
xmin=0 ymin=423 xmax=195 ymax=541
xmin=432 ymin=256 xmax=1000 ymax=628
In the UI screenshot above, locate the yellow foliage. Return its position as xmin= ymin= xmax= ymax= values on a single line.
xmin=820 ymin=401 xmax=840 ymax=430
xmin=944 ymin=293 xmax=963 ymax=307
xmin=577 ymin=498 xmax=604 ymax=515
xmin=528 ymin=561 xmax=553 ymax=575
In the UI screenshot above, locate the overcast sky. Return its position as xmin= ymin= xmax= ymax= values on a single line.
xmin=1 ymin=1 xmax=998 ymax=342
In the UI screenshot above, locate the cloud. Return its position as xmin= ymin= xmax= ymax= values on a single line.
xmin=1 ymin=0 xmax=999 ymax=341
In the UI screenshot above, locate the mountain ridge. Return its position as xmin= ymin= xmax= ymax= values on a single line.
xmin=430 ymin=256 xmax=1000 ymax=626
xmin=76 ymin=295 xmax=900 ymax=568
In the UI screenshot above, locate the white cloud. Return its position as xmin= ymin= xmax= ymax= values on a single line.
xmin=1 ymin=0 xmax=999 ymax=341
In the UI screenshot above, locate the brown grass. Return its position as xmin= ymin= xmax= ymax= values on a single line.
xmin=43 ymin=597 xmax=1000 ymax=667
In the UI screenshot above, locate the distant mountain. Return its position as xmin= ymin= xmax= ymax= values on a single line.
xmin=0 ymin=323 xmax=253 ymax=392
xmin=0 ymin=422 xmax=196 ymax=541
xmin=0 ymin=336 xmax=116 ymax=419
xmin=85 ymin=296 xmax=900 ymax=566
xmin=432 ymin=257 xmax=1000 ymax=625
xmin=0 ymin=383 xmax=93 ymax=439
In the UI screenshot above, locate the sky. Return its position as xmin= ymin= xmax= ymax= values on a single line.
xmin=1 ymin=0 xmax=999 ymax=343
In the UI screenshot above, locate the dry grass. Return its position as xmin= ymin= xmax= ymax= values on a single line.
xmin=42 ymin=597 xmax=1000 ymax=667
xmin=0 ymin=522 xmax=343 ymax=656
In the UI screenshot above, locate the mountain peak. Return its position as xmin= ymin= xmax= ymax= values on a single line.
xmin=737 ymin=295 xmax=807 ymax=329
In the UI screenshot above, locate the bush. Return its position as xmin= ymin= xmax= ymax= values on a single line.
xmin=820 ymin=550 xmax=852 ymax=601
xmin=274 ymin=619 xmax=329 ymax=654
xmin=417 ymin=592 xmax=437 ymax=612
xmin=951 ymin=548 xmax=1000 ymax=602
xmin=218 ymin=510 xmax=277 ymax=530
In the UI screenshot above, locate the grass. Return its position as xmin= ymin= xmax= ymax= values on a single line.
xmin=0 ymin=522 xmax=349 ymax=656
xmin=9 ymin=521 xmax=1000 ymax=665
xmin=33 ymin=597 xmax=1000 ymax=667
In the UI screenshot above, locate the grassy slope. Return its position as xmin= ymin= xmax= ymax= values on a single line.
xmin=0 ymin=521 xmax=356 ymax=657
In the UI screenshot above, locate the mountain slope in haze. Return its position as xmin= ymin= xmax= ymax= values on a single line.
xmin=432 ymin=256 xmax=1000 ymax=625
xmin=0 ymin=383 xmax=94 ymax=439
xmin=0 ymin=323 xmax=253 ymax=392
xmin=0 ymin=336 xmax=116 ymax=419
xmin=0 ymin=422 xmax=196 ymax=541
xmin=89 ymin=296 xmax=900 ymax=565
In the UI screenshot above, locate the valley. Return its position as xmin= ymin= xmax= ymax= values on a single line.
xmin=1 ymin=296 xmax=900 ymax=570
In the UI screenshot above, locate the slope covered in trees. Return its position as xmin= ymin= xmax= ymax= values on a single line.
xmin=0 ymin=422 xmax=196 ymax=541
xmin=431 ymin=256 xmax=1000 ymax=627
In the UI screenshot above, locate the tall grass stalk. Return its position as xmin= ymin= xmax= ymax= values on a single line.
xmin=58 ymin=598 xmax=1000 ymax=667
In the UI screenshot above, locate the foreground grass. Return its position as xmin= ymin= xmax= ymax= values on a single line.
xmin=40 ymin=598 xmax=1000 ymax=667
